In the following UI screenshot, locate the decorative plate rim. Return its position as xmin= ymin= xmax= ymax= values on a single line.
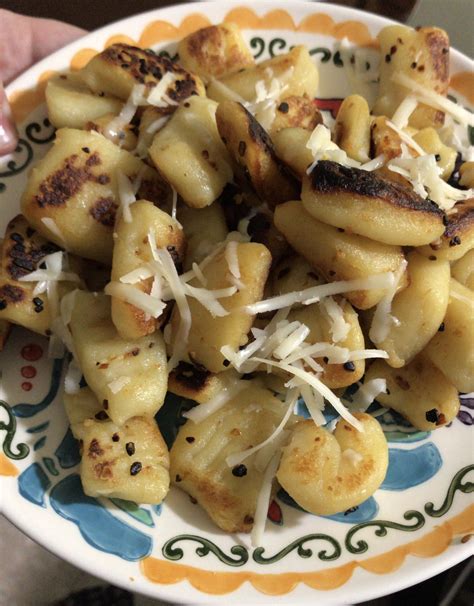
xmin=1 ymin=2 xmax=473 ymax=603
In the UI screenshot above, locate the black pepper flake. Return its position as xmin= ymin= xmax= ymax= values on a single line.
xmin=244 ymin=515 xmax=254 ymax=525
xmin=189 ymin=496 xmax=198 ymax=504
xmin=425 ymin=408 xmax=439 ymax=424
xmin=95 ymin=410 xmax=109 ymax=421
xmin=131 ymin=347 xmax=140 ymax=356
xmin=390 ymin=45 xmax=397 ymax=55
xmin=126 ymin=442 xmax=136 ymax=456
xmin=130 ymin=461 xmax=142 ymax=476
xmin=232 ymin=464 xmax=247 ymax=477
xmin=429 ymin=255 xmax=437 ymax=261
xmin=337 ymin=228 xmax=344 ymax=233
xmin=175 ymin=474 xmax=182 ymax=482
xmin=184 ymin=101 xmax=190 ymax=108
xmin=442 ymin=214 xmax=449 ymax=226
xmin=343 ymin=361 xmax=356 ymax=372
xmin=442 ymin=47 xmax=449 ymax=54
xmin=411 ymin=61 xmax=417 ymax=69
xmin=103 ymin=399 xmax=109 ymax=410
xmin=385 ymin=54 xmax=391 ymax=63
xmin=323 ymin=356 xmax=329 ymax=364
xmin=344 ymin=506 xmax=358 ymax=515
xmin=185 ymin=436 xmax=195 ymax=443
xmin=0 ymin=300 xmax=6 ymax=311
xmin=112 ymin=433 xmax=120 ymax=442
xmin=277 ymin=101 xmax=289 ymax=113
xmin=438 ymin=322 xmax=445 ymax=332
xmin=82 ymin=147 xmax=90 ymax=154
xmin=33 ymin=297 xmax=43 ymax=307
xmin=435 ymin=154 xmax=441 ymax=162
xmin=238 ymin=141 xmax=247 ymax=156
xmin=449 ymin=236 xmax=461 ymax=247
xmin=201 ymin=149 xmax=209 ymax=159
xmin=223 ymin=359 xmax=230 ymax=367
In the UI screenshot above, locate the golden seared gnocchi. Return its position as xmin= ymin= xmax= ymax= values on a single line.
xmin=150 ymin=96 xmax=233 ymax=208
xmin=0 ymin=215 xmax=74 ymax=335
xmin=334 ymin=95 xmax=371 ymax=162
xmin=413 ymin=128 xmax=457 ymax=180
xmin=374 ymin=252 xmax=450 ymax=367
xmin=270 ymin=95 xmax=322 ymax=135
xmin=288 ymin=300 xmax=366 ymax=388
xmin=170 ymin=241 xmax=271 ymax=372
xmin=177 ymin=202 xmax=228 ymax=270
xmin=424 ymin=279 xmax=474 ymax=393
xmin=84 ymin=113 xmax=138 ymax=151
xmin=374 ymin=25 xmax=449 ymax=128
xmin=371 ymin=116 xmax=415 ymax=160
xmin=451 ymin=249 xmax=474 ymax=290
xmin=365 ymin=356 xmax=459 ymax=431
xmin=170 ymin=384 xmax=290 ymax=532
xmin=21 ymin=128 xmax=171 ymax=264
xmin=63 ymin=387 xmax=105 ymax=439
xmin=207 ymin=46 xmax=318 ymax=103
xmin=459 ymin=162 xmax=474 ymax=188
xmin=274 ymin=200 xmax=407 ymax=309
xmin=277 ymin=414 xmax=388 ymax=515
xmin=80 ymin=415 xmax=170 ymax=504
xmin=69 ymin=291 xmax=168 ymax=425
xmin=46 ymin=73 xmax=123 ymax=130
xmin=417 ymin=199 xmax=474 ymax=262
xmin=80 ymin=43 xmax=205 ymax=101
xmin=271 ymin=254 xmax=324 ymax=302
xmin=168 ymin=363 xmax=240 ymax=404
xmin=178 ymin=23 xmax=255 ymax=82
xmin=302 ymin=161 xmax=445 ymax=246
xmin=273 ymin=127 xmax=313 ymax=178
xmin=216 ymin=101 xmax=299 ymax=206
xmin=109 ymin=200 xmax=185 ymax=340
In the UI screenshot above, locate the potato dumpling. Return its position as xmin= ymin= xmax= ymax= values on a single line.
xmin=274 ymin=201 xmax=407 ymax=310
xmin=271 ymin=254 xmax=324 ymax=303
xmin=80 ymin=415 xmax=170 ymax=504
xmin=0 ymin=215 xmax=63 ymax=335
xmin=451 ymin=249 xmax=474 ymax=290
xmin=302 ymin=161 xmax=445 ymax=246
xmin=334 ymin=95 xmax=371 ymax=162
xmin=216 ymin=101 xmax=299 ymax=207
xmin=46 ymin=73 xmax=123 ymax=129
xmin=370 ymin=116 xmax=416 ymax=160
xmin=273 ymin=127 xmax=313 ymax=179
xmin=80 ymin=43 xmax=205 ymax=101
xmin=270 ymin=96 xmax=322 ymax=136
xmin=424 ymin=279 xmax=474 ymax=393
xmin=413 ymin=128 xmax=457 ymax=180
xmin=150 ymin=96 xmax=233 ymax=208
xmin=417 ymin=199 xmax=474 ymax=262
xmin=178 ymin=202 xmax=228 ymax=270
xmin=64 ymin=386 xmax=104 ymax=439
xmin=168 ymin=363 xmax=240 ymax=404
xmin=70 ymin=291 xmax=168 ymax=424
xmin=374 ymin=25 xmax=449 ymax=129
xmin=207 ymin=46 xmax=318 ymax=103
xmin=21 ymin=128 xmax=170 ymax=264
xmin=171 ymin=242 xmax=271 ymax=372
xmin=110 ymin=200 xmax=185 ymax=340
xmin=170 ymin=384 xmax=290 ymax=532
xmin=136 ymin=106 xmax=169 ymax=157
xmin=460 ymin=162 xmax=474 ymax=189
xmin=178 ymin=23 xmax=254 ymax=82
xmin=376 ymin=252 xmax=449 ymax=367
xmin=365 ymin=356 xmax=459 ymax=431
xmin=288 ymin=300 xmax=365 ymax=388
xmin=84 ymin=113 xmax=137 ymax=152
xmin=277 ymin=414 xmax=388 ymax=515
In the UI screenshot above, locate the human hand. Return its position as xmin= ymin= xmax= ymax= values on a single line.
xmin=0 ymin=10 xmax=85 ymax=155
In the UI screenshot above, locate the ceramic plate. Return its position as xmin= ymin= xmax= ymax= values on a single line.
xmin=0 ymin=2 xmax=473 ymax=603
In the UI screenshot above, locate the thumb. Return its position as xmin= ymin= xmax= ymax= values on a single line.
xmin=0 ymin=81 xmax=18 ymax=156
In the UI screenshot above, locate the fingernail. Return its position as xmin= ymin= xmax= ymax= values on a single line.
xmin=0 ymin=82 xmax=18 ymax=156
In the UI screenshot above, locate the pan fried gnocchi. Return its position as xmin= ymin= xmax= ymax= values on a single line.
xmin=3 ymin=19 xmax=473 ymax=544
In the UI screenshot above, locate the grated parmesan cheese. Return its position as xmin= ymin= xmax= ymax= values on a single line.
xmin=342 ymin=448 xmax=363 ymax=466
xmin=147 ymin=72 xmax=178 ymax=108
xmin=116 ymin=171 xmax=137 ymax=223
xmin=40 ymin=218 xmax=66 ymax=246
xmin=369 ymin=259 xmax=407 ymax=344
xmin=251 ymin=449 xmax=282 ymax=547
xmin=64 ymin=358 xmax=83 ymax=395
xmin=105 ymin=281 xmax=166 ymax=318
xmin=349 ymin=378 xmax=387 ymax=412
xmin=108 ymin=376 xmax=131 ymax=394
xmin=391 ymin=95 xmax=418 ymax=129
xmin=319 ymin=296 xmax=351 ymax=343
xmin=183 ymin=379 xmax=248 ymax=424
xmin=105 ymin=84 xmax=146 ymax=141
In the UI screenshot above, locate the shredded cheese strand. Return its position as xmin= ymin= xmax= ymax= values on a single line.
xmin=251 ymin=450 xmax=282 ymax=547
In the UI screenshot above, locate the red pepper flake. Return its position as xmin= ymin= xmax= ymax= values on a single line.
xmin=232 ymin=464 xmax=247 ymax=477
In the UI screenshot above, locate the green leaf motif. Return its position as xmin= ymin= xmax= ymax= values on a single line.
xmin=0 ymin=401 xmax=30 ymax=460
xmin=344 ymin=510 xmax=426 ymax=554
xmin=424 ymin=464 xmax=474 ymax=518
xmin=253 ymin=533 xmax=341 ymax=564
xmin=249 ymin=36 xmax=265 ymax=60
xmin=162 ymin=535 xmax=249 ymax=567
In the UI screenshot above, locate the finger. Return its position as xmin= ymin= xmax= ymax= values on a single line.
xmin=0 ymin=81 xmax=18 ymax=155
xmin=0 ymin=10 xmax=85 ymax=84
